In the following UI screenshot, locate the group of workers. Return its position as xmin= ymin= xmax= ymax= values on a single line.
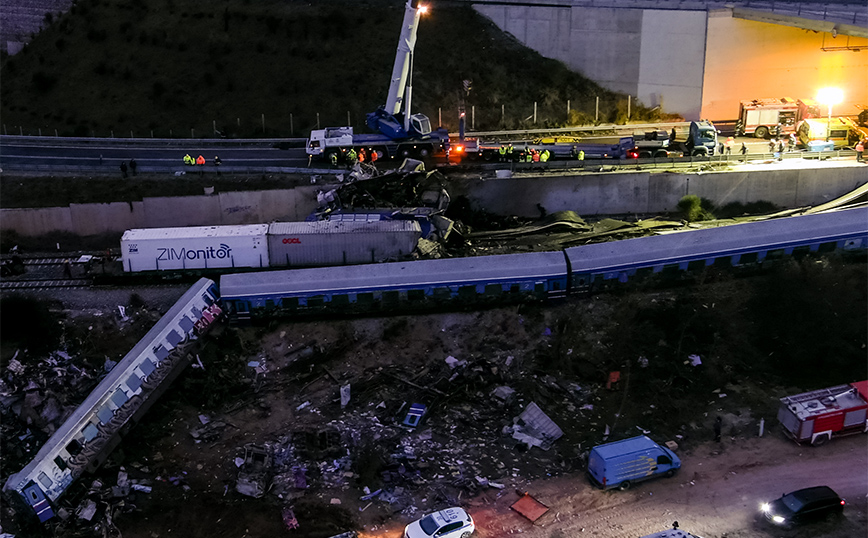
xmin=183 ymin=154 xmax=222 ymax=166
xmin=329 ymin=147 xmax=379 ymax=168
xmin=498 ymin=143 xmax=584 ymax=163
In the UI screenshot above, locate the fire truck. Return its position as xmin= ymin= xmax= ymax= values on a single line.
xmin=736 ymin=97 xmax=820 ymax=139
xmin=777 ymin=381 xmax=868 ymax=446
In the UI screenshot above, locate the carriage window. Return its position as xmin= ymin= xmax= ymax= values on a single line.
xmin=433 ymin=287 xmax=451 ymax=299
xmin=484 ymin=284 xmax=502 ymax=296
xmin=166 ymin=329 xmax=183 ymax=346
xmin=201 ymin=293 xmax=214 ymax=305
xmin=66 ymin=439 xmax=83 ymax=456
xmin=792 ymin=245 xmax=811 ymax=259
xmin=179 ymin=315 xmax=195 ymax=332
xmin=357 ymin=293 xmax=374 ymax=304
xmin=382 ymin=291 xmax=400 ymax=304
xmin=817 ymin=241 xmax=837 ymax=253
xmin=126 ymin=374 xmax=142 ymax=392
xmin=139 ymin=359 xmax=156 ymax=376
xmin=713 ymin=256 xmax=732 ymax=268
xmin=687 ymin=259 xmax=706 ymax=272
xmin=265 ymin=299 xmax=275 ymax=310
xmin=281 ymin=297 xmax=299 ymax=308
xmin=54 ymin=456 xmax=68 ymax=471
xmin=510 ymin=284 xmax=520 ymax=293
xmin=307 ymin=296 xmax=325 ymax=308
xmin=662 ymin=263 xmax=680 ymax=274
xmin=331 ymin=294 xmax=349 ymax=306
xmin=766 ymin=248 xmax=785 ymax=260
xmin=738 ymin=252 xmax=758 ymax=264
xmin=37 ymin=472 xmax=53 ymax=489
xmin=407 ymin=289 xmax=425 ymax=301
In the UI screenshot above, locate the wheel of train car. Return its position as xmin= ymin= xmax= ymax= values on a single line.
xmin=812 ymin=433 xmax=830 ymax=446
xmin=619 ymin=481 xmax=632 ymax=491
xmin=417 ymin=146 xmax=431 ymax=158
xmin=653 ymin=150 xmax=668 ymax=158
xmin=400 ymin=147 xmax=412 ymax=158
xmin=754 ymin=126 xmax=769 ymax=139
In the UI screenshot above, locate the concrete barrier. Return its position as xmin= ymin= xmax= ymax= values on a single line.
xmin=0 ymin=168 xmax=864 ymax=237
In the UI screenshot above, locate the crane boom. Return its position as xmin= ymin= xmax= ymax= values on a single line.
xmin=384 ymin=0 xmax=424 ymax=118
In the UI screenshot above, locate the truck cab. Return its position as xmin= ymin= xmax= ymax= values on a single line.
xmin=687 ymin=120 xmax=718 ymax=156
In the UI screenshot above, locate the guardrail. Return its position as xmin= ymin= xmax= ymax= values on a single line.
xmin=0 ymin=150 xmax=857 ymax=176
xmin=0 ymin=135 xmax=308 ymax=148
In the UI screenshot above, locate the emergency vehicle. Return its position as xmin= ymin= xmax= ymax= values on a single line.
xmin=777 ymin=381 xmax=868 ymax=446
xmin=737 ymin=98 xmax=820 ymax=138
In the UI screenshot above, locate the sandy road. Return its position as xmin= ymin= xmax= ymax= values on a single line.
xmin=467 ymin=433 xmax=867 ymax=538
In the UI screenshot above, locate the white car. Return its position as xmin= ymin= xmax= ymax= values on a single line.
xmin=404 ymin=507 xmax=475 ymax=538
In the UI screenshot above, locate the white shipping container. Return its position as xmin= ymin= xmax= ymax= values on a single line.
xmin=267 ymin=220 xmax=421 ymax=267
xmin=122 ymin=225 xmax=270 ymax=272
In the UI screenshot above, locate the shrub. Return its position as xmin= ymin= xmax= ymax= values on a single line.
xmin=677 ymin=195 xmax=714 ymax=222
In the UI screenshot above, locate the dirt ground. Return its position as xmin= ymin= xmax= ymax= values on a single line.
xmin=2 ymin=262 xmax=866 ymax=538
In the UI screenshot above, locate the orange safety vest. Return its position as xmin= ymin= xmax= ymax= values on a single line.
xmin=196 ymin=155 xmax=205 ymax=165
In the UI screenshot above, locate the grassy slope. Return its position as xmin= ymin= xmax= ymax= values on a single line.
xmin=0 ymin=0 xmax=662 ymax=138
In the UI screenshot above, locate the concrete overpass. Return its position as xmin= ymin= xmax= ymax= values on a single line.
xmin=471 ymin=0 xmax=868 ymax=120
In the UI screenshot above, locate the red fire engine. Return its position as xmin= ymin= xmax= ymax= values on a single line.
xmin=737 ymin=97 xmax=820 ymax=139
xmin=777 ymin=381 xmax=868 ymax=446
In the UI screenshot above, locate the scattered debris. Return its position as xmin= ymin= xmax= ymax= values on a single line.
xmin=235 ymin=444 xmax=273 ymax=498
xmin=509 ymin=402 xmax=563 ymax=451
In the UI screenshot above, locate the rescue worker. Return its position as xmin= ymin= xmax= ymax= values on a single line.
xmin=788 ymin=133 xmax=797 ymax=152
xmin=358 ymin=148 xmax=367 ymax=163
xmin=184 ymin=154 xmax=194 ymax=165
xmin=855 ymin=139 xmax=864 ymax=162
xmin=120 ymin=161 xmax=128 ymax=178
xmin=329 ymin=152 xmax=338 ymax=167
xmin=578 ymin=150 xmax=585 ymax=161
xmin=532 ymin=149 xmax=540 ymax=163
xmin=539 ymin=149 xmax=550 ymax=163
xmin=214 ymin=156 xmax=222 ymax=166
xmin=725 ymin=137 xmax=733 ymax=155
xmin=570 ymin=146 xmax=579 ymax=159
xmin=525 ymin=149 xmax=533 ymax=163
xmin=346 ymin=148 xmax=357 ymax=170
xmin=507 ymin=143 xmax=514 ymax=162
xmin=498 ymin=144 xmax=507 ymax=162
xmin=196 ymin=155 xmax=206 ymax=166
xmin=739 ymin=143 xmax=748 ymax=162
xmin=370 ymin=149 xmax=378 ymax=164
xmin=129 ymin=158 xmax=137 ymax=176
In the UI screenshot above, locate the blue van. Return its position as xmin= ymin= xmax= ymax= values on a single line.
xmin=587 ymin=435 xmax=681 ymax=490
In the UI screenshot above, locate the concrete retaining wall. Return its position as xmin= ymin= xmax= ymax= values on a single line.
xmin=1 ymin=188 xmax=317 ymax=237
xmin=1 ymin=169 xmax=863 ymax=237
xmin=448 ymin=167 xmax=867 ymax=218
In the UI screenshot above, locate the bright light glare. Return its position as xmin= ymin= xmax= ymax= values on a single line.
xmin=418 ymin=5 xmax=429 ymax=14
xmin=760 ymin=503 xmax=770 ymax=512
xmin=816 ymin=87 xmax=844 ymax=106
xmin=772 ymin=516 xmax=785 ymax=524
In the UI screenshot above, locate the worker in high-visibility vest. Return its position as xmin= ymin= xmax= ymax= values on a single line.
xmin=578 ymin=150 xmax=585 ymax=161
xmin=183 ymin=154 xmax=194 ymax=165
xmin=540 ymin=149 xmax=550 ymax=163
xmin=196 ymin=155 xmax=206 ymax=166
xmin=507 ymin=143 xmax=514 ymax=162
xmin=498 ymin=144 xmax=507 ymax=162
xmin=329 ymin=152 xmax=338 ymax=167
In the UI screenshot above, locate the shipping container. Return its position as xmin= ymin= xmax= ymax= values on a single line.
xmin=777 ymin=381 xmax=868 ymax=446
xmin=267 ymin=220 xmax=421 ymax=267
xmin=121 ymin=225 xmax=269 ymax=272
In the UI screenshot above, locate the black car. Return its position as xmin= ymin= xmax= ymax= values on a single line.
xmin=761 ymin=486 xmax=845 ymax=526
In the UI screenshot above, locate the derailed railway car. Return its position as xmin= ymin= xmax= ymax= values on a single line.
xmin=565 ymin=208 xmax=868 ymax=293
xmin=3 ymin=279 xmax=222 ymax=521
xmin=219 ymin=251 xmax=569 ymax=321
xmin=220 ymin=208 xmax=868 ymax=322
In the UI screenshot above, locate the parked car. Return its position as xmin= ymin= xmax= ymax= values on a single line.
xmin=404 ymin=507 xmax=475 ymax=538
xmin=760 ymin=486 xmax=845 ymax=526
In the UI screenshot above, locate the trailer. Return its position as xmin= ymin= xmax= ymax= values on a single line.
xmin=777 ymin=381 xmax=868 ymax=446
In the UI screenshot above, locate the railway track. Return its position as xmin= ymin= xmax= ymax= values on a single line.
xmin=0 ymin=278 xmax=93 ymax=290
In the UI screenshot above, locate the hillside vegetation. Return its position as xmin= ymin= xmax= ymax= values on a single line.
xmin=0 ymin=0 xmax=670 ymax=138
